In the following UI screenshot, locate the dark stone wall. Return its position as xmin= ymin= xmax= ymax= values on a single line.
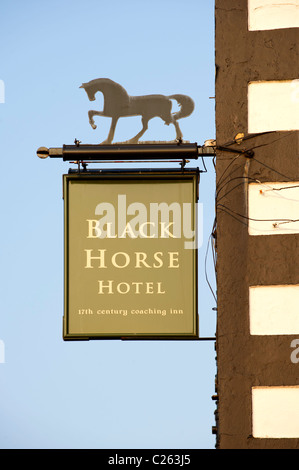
xmin=215 ymin=0 xmax=299 ymax=449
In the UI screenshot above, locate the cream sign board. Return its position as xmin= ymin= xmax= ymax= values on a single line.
xmin=63 ymin=170 xmax=199 ymax=340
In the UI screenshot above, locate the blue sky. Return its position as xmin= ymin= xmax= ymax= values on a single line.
xmin=0 ymin=0 xmax=216 ymax=449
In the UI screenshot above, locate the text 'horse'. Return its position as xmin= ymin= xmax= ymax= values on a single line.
xmin=80 ymin=78 xmax=195 ymax=144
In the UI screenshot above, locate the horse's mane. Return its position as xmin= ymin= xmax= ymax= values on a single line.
xmin=85 ymin=78 xmax=130 ymax=102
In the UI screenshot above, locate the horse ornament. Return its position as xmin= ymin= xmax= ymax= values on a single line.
xmin=79 ymin=78 xmax=195 ymax=145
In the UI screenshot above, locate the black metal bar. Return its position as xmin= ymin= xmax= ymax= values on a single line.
xmin=37 ymin=143 xmax=211 ymax=161
xmin=62 ymin=143 xmax=199 ymax=161
xmin=67 ymin=167 xmax=199 ymax=175
xmin=120 ymin=336 xmax=216 ymax=342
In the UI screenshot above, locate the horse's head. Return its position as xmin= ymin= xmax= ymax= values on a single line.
xmin=79 ymin=82 xmax=96 ymax=101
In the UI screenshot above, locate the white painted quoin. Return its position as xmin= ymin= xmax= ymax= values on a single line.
xmin=249 ymin=284 xmax=299 ymax=335
xmin=248 ymin=0 xmax=299 ymax=31
xmin=248 ymin=182 xmax=299 ymax=236
xmin=248 ymin=80 xmax=299 ymax=133
xmin=252 ymin=386 xmax=299 ymax=438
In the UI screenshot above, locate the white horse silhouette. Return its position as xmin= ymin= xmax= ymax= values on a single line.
xmin=80 ymin=78 xmax=194 ymax=144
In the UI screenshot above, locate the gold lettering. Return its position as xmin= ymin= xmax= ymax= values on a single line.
xmin=106 ymin=222 xmax=117 ymax=238
xmin=98 ymin=280 xmax=113 ymax=294
xmin=111 ymin=252 xmax=130 ymax=268
xmin=146 ymin=282 xmax=154 ymax=294
xmin=160 ymin=222 xmax=176 ymax=238
xmin=86 ymin=219 xmax=101 ymax=238
xmin=85 ymin=250 xmax=179 ymax=269
xmin=116 ymin=282 xmax=130 ymax=294
xmin=131 ymin=282 xmax=143 ymax=293
xmin=119 ymin=222 xmax=137 ymax=239
xmin=139 ymin=222 xmax=155 ymax=238
xmin=157 ymin=282 xmax=165 ymax=294
xmin=135 ymin=252 xmax=151 ymax=268
xmin=97 ymin=281 xmax=166 ymax=294
xmin=168 ymin=251 xmax=179 ymax=268
xmin=153 ymin=252 xmax=163 ymax=268
xmin=85 ymin=249 xmax=107 ymax=268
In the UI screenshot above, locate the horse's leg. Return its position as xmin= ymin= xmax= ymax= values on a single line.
xmin=172 ymin=118 xmax=183 ymax=141
xmin=126 ymin=116 xmax=149 ymax=144
xmin=101 ymin=116 xmax=119 ymax=144
xmin=161 ymin=100 xmax=183 ymax=141
xmin=88 ymin=110 xmax=105 ymax=129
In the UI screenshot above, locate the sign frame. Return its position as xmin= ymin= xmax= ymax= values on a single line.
xmin=63 ymin=168 xmax=199 ymax=341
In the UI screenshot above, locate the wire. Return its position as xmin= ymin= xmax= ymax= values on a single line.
xmin=217 ymin=206 xmax=250 ymax=228
xmin=217 ymin=203 xmax=299 ymax=224
xmin=216 ymin=153 xmax=243 ymax=189
xmin=200 ymin=155 xmax=207 ymax=173
xmin=265 ymin=185 xmax=299 ymax=192
xmin=217 ymin=174 xmax=299 ymax=204
xmin=246 ymin=132 xmax=294 ymax=152
xmin=216 ymin=131 xmax=292 ymax=155
xmin=218 ymin=180 xmax=299 ymax=204
xmin=216 ymin=161 xmax=245 ymax=191
xmin=217 ymin=181 xmax=250 ymax=203
xmin=251 ymin=157 xmax=294 ymax=181
xmin=211 ymin=235 xmax=217 ymax=271
xmin=218 ymin=131 xmax=275 ymax=149
xmin=205 ymin=233 xmax=217 ymax=304
xmin=218 ymin=205 xmax=299 ymax=233
xmin=204 ymin=215 xmax=217 ymax=306
xmin=212 ymin=154 xmax=216 ymax=170
xmin=215 ymin=132 xmax=296 ymax=184
xmin=257 ymin=182 xmax=299 ymax=203
xmin=216 ymin=147 xmax=299 ymax=203
xmin=203 ymin=134 xmax=298 ymax=301
xmin=210 ymin=217 xmax=217 ymax=270
xmin=277 ymin=220 xmax=299 ymax=226
xmin=216 ymin=176 xmax=259 ymax=199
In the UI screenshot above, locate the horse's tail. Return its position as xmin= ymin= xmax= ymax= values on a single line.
xmin=168 ymin=94 xmax=195 ymax=121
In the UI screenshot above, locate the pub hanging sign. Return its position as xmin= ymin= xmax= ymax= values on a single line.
xmin=63 ymin=169 xmax=199 ymax=340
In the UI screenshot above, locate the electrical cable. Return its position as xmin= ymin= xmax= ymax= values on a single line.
xmin=251 ymin=156 xmax=295 ymax=181
xmin=246 ymin=132 xmax=294 ymax=153
xmin=215 ymin=131 xmax=296 ymax=182
xmin=210 ymin=132 xmax=298 ymax=311
xmin=217 ymin=203 xmax=299 ymax=224
xmin=256 ymin=182 xmax=299 ymax=203
xmin=268 ymin=185 xmax=299 ymax=191
xmin=212 ymin=154 xmax=216 ymax=170
xmin=216 ymin=130 xmax=292 ymax=154
xmin=205 ymin=233 xmax=217 ymax=304
xmin=217 ymin=181 xmax=251 ymax=203
xmin=217 ymin=177 xmax=299 ymax=204
xmin=218 ymin=131 xmax=275 ymax=149
xmin=210 ymin=217 xmax=217 ymax=271
xmin=218 ymin=205 xmax=299 ymax=233
xmin=217 ymin=206 xmax=250 ymax=229
xmin=216 ymin=176 xmax=260 ymax=199
xmin=216 ymin=160 xmax=245 ymax=193
xmin=200 ymin=155 xmax=208 ymax=173
xmin=215 ymin=141 xmax=298 ymax=203
xmin=216 ymin=153 xmax=243 ymax=189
